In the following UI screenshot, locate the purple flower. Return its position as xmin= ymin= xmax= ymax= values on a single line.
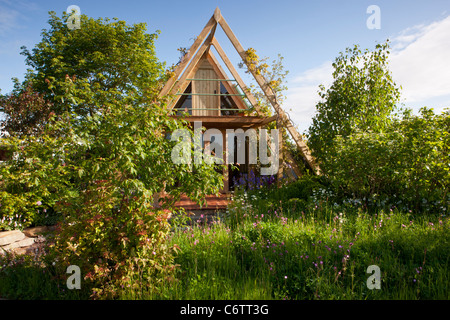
xmin=36 ymin=201 xmax=42 ymax=206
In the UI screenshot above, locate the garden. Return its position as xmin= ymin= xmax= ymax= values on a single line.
xmin=1 ymin=177 xmax=448 ymax=300
xmin=0 ymin=11 xmax=449 ymax=300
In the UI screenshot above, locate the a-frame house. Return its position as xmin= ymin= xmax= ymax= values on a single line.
xmin=162 ymin=8 xmax=320 ymax=210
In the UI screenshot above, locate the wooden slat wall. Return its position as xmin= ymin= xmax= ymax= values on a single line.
xmin=193 ymin=59 xmax=220 ymax=116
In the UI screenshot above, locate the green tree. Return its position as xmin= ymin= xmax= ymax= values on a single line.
xmin=0 ymin=11 xmax=224 ymax=298
xmin=1 ymin=77 xmax=223 ymax=298
xmin=327 ymin=107 xmax=449 ymax=212
xmin=307 ymin=41 xmax=401 ymax=171
xmin=1 ymin=10 xmax=167 ymax=137
xmin=0 ymin=82 xmax=54 ymax=137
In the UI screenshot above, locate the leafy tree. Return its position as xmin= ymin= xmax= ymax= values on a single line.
xmin=0 ymin=11 xmax=224 ymax=298
xmin=393 ymin=108 xmax=449 ymax=211
xmin=239 ymin=49 xmax=289 ymax=116
xmin=328 ymin=107 xmax=449 ymax=212
xmin=0 ymin=81 xmax=53 ymax=137
xmin=307 ymin=41 xmax=401 ymax=170
xmin=1 ymin=76 xmax=223 ymax=297
xmin=1 ymin=10 xmax=167 ymax=137
xmin=306 ymin=41 xmax=449 ymax=213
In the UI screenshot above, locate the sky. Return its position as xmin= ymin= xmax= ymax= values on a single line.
xmin=1 ymin=0 xmax=449 ymax=133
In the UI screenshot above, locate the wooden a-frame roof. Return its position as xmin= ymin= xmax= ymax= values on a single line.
xmin=159 ymin=7 xmax=320 ymax=175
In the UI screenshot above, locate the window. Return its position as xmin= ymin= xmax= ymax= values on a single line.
xmin=220 ymin=83 xmax=239 ymax=116
xmin=174 ymin=83 xmax=192 ymax=115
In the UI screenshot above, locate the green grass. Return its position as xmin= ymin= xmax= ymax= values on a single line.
xmin=1 ymin=187 xmax=448 ymax=300
xmin=140 ymin=190 xmax=449 ymax=300
xmin=0 ymin=254 xmax=89 ymax=300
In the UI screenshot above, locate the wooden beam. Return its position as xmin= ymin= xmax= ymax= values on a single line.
xmin=211 ymin=38 xmax=264 ymax=117
xmin=214 ymin=7 xmax=222 ymax=23
xmin=171 ymin=115 xmax=271 ymax=126
xmin=212 ymin=37 xmax=304 ymax=181
xmin=217 ymin=15 xmax=320 ymax=175
xmin=166 ymin=24 xmax=217 ymax=109
xmin=206 ymin=51 xmax=248 ymax=111
xmin=276 ymin=118 xmax=283 ymax=187
xmin=204 ymin=23 xmax=218 ymax=57
xmin=159 ymin=15 xmax=218 ymax=98
xmin=250 ymin=115 xmax=277 ymax=128
xmin=284 ymin=149 xmax=303 ymax=179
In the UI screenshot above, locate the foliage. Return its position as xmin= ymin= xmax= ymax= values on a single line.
xmin=1 ymin=11 xmax=166 ymax=137
xmin=1 ymin=179 xmax=449 ymax=300
xmin=239 ymin=49 xmax=289 ymax=116
xmin=0 ymin=253 xmax=89 ymax=300
xmin=307 ymin=41 xmax=401 ymax=168
xmin=49 ymin=181 xmax=178 ymax=299
xmin=157 ymin=189 xmax=449 ymax=300
xmin=328 ymin=107 xmax=449 ymax=212
xmin=0 ymin=82 xmax=54 ymax=138
xmin=0 ymin=77 xmax=223 ymax=296
xmin=0 ymin=10 xmax=224 ymax=297
xmin=306 ymin=40 xmax=448 ymax=213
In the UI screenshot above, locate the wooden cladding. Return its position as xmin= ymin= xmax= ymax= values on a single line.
xmin=193 ymin=60 xmax=220 ymax=116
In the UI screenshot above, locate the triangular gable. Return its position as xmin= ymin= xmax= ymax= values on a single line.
xmin=159 ymin=7 xmax=320 ymax=175
xmin=169 ymin=51 xmax=249 ymax=115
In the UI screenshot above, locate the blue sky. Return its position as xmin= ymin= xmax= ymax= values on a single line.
xmin=1 ymin=0 xmax=450 ymax=132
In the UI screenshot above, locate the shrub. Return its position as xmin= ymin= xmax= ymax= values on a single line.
xmin=49 ymin=181 xmax=178 ymax=298
xmin=1 ymin=78 xmax=223 ymax=298
xmin=328 ymin=108 xmax=449 ymax=213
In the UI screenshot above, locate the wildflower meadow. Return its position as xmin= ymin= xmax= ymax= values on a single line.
xmin=1 ymin=176 xmax=448 ymax=300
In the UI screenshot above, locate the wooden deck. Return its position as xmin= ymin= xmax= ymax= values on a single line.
xmin=174 ymin=194 xmax=230 ymax=211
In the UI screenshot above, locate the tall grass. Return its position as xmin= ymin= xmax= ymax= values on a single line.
xmin=1 ymin=184 xmax=448 ymax=300
xmin=138 ymin=188 xmax=449 ymax=300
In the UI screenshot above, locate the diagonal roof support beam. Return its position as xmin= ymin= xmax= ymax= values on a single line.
xmin=165 ymin=24 xmax=217 ymax=109
xmin=207 ymin=51 xmax=248 ymax=111
xmin=216 ymin=11 xmax=320 ymax=175
xmin=211 ymin=38 xmax=264 ymax=117
xmin=159 ymin=14 xmax=218 ymax=98
xmin=212 ymin=32 xmax=308 ymax=179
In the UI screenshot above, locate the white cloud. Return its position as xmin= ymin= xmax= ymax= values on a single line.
xmin=284 ymin=15 xmax=450 ymax=134
xmin=0 ymin=0 xmax=39 ymax=34
xmin=389 ymin=15 xmax=450 ymax=108
xmin=0 ymin=5 xmax=20 ymax=34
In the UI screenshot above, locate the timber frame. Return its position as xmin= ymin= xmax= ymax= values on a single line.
xmin=160 ymin=7 xmax=320 ymax=192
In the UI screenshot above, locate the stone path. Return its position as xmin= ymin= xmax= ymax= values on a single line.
xmin=0 ymin=226 xmax=51 ymax=257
